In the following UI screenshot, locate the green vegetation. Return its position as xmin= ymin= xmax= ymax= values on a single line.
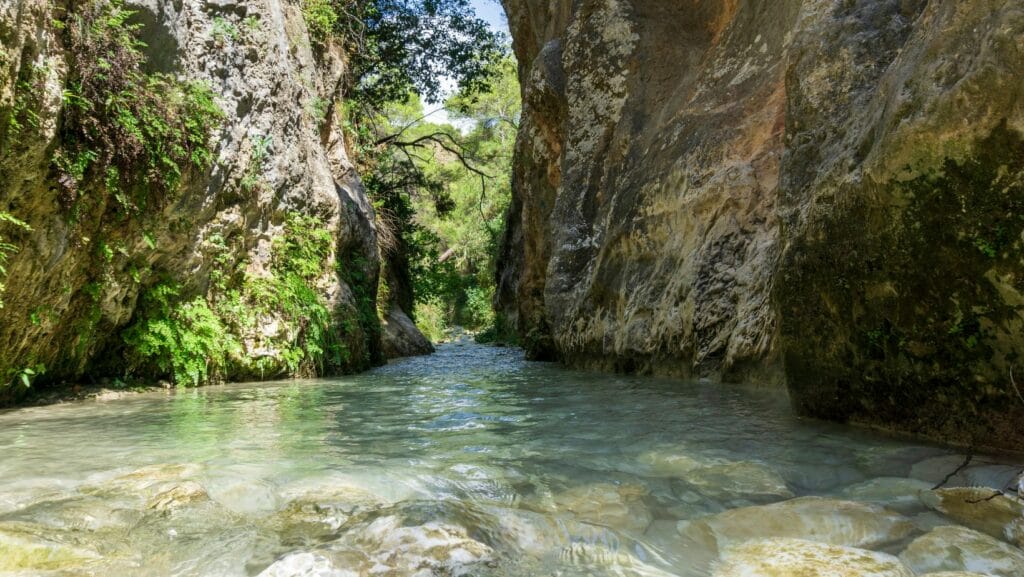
xmin=300 ymin=0 xmax=504 ymax=107
xmin=55 ymin=0 xmax=224 ymax=216
xmin=344 ymin=56 xmax=519 ymax=342
xmin=0 ymin=212 xmax=30 ymax=309
xmin=123 ymin=214 xmax=377 ymax=387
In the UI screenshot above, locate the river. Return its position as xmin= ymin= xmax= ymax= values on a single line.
xmin=0 ymin=342 xmax=1020 ymax=576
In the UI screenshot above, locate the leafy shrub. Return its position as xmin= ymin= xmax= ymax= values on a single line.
xmin=123 ymin=283 xmax=238 ymax=386
xmin=414 ymin=298 xmax=448 ymax=343
xmin=55 ymin=0 xmax=224 ymax=214
xmin=0 ymin=212 xmax=30 ymax=309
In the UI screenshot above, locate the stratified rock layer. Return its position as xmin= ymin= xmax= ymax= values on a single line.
xmin=498 ymin=0 xmax=1024 ymax=448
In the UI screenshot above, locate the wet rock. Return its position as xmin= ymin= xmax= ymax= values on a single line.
xmin=675 ymin=461 xmax=793 ymax=504
xmin=921 ymin=487 xmax=1024 ymax=547
xmin=268 ymin=484 xmax=387 ymax=543
xmin=712 ymin=538 xmax=914 ymax=577
xmin=0 ymin=524 xmax=100 ymax=572
xmin=257 ymin=551 xmax=360 ymax=577
xmin=909 ymin=455 xmax=1020 ymax=490
xmin=678 ymin=497 xmax=915 ymax=551
xmin=899 ymin=525 xmax=1024 ymax=576
xmin=537 ymin=482 xmax=652 ymax=533
xmin=206 ymin=478 xmax=281 ymax=516
xmin=557 ymin=541 xmax=679 ymax=577
xmin=917 ymin=573 xmax=992 ymax=577
xmin=346 ymin=516 xmax=493 ymax=576
xmin=840 ymin=477 xmax=932 ymax=514
xmin=146 ymin=480 xmax=208 ymax=511
xmin=636 ymin=449 xmax=704 ymax=477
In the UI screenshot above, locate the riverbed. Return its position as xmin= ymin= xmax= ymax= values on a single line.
xmin=0 ymin=342 xmax=1021 ymax=576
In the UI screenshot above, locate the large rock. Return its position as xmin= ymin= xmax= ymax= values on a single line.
xmin=839 ymin=477 xmax=932 ymax=514
xmin=921 ymin=487 xmax=1024 ymax=547
xmin=499 ymin=0 xmax=1024 ymax=448
xmin=0 ymin=523 xmax=100 ymax=572
xmin=899 ymin=525 xmax=1024 ymax=576
xmin=712 ymin=538 xmax=914 ymax=577
xmin=678 ymin=497 xmax=915 ymax=552
xmin=381 ymin=304 xmax=434 ymax=359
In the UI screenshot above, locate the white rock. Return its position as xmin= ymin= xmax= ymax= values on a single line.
xmin=257 ymin=552 xmax=358 ymax=577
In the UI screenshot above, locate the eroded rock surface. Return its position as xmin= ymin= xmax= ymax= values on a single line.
xmin=499 ymin=0 xmax=1024 ymax=448
xmin=0 ymin=0 xmax=400 ymax=391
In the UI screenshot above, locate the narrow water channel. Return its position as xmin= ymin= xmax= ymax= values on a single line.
xmin=0 ymin=342 xmax=1020 ymax=576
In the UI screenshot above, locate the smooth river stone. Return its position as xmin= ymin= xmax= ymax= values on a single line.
xmin=679 ymin=461 xmax=794 ymax=503
xmin=82 ymin=463 xmax=204 ymax=501
xmin=899 ymin=525 xmax=1024 ymax=576
xmin=839 ymin=477 xmax=932 ymax=513
xmin=145 ymin=480 xmax=208 ymax=511
xmin=636 ymin=449 xmax=705 ymax=477
xmin=257 ymin=551 xmax=359 ymax=577
xmin=921 ymin=487 xmax=1024 ymax=547
xmin=539 ymin=482 xmax=653 ymax=534
xmin=678 ymin=497 xmax=916 ymax=551
xmin=711 ymin=538 xmax=914 ymax=577
xmin=347 ymin=516 xmax=493 ymax=576
xmin=0 ymin=524 xmax=100 ymax=572
xmin=909 ymin=455 xmax=1020 ymax=489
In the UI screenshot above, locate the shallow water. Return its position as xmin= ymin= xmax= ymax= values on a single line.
xmin=0 ymin=342 xmax=1020 ymax=576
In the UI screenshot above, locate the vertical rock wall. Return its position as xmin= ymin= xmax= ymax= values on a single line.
xmin=499 ymin=0 xmax=1024 ymax=449
xmin=0 ymin=0 xmax=385 ymax=389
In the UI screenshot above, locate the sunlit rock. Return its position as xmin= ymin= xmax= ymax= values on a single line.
xmin=676 ymin=461 xmax=793 ymax=504
xmin=257 ymin=551 xmax=360 ymax=577
xmin=343 ymin=515 xmax=493 ymax=576
xmin=899 ymin=525 xmax=1024 ymax=576
xmin=711 ymin=538 xmax=914 ymax=577
xmin=146 ymin=480 xmax=208 ymax=511
xmin=921 ymin=487 xmax=1024 ymax=547
xmin=0 ymin=523 xmax=101 ymax=572
xmin=557 ymin=541 xmax=679 ymax=577
xmin=678 ymin=497 xmax=915 ymax=551
xmin=840 ymin=477 xmax=932 ymax=513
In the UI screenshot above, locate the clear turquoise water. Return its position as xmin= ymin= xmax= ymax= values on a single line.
xmin=0 ymin=342 xmax=1019 ymax=576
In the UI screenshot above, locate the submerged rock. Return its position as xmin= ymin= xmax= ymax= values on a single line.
xmin=636 ymin=449 xmax=705 ymax=477
xmin=678 ymin=497 xmax=915 ymax=551
xmin=536 ymin=482 xmax=652 ymax=533
xmin=711 ymin=538 xmax=914 ymax=577
xmin=840 ymin=477 xmax=932 ymax=513
xmin=0 ymin=524 xmax=100 ymax=572
xmin=343 ymin=515 xmax=493 ymax=576
xmin=675 ymin=461 xmax=793 ymax=504
xmin=899 ymin=525 xmax=1024 ymax=576
xmin=146 ymin=480 xmax=208 ymax=512
xmin=921 ymin=487 xmax=1024 ymax=547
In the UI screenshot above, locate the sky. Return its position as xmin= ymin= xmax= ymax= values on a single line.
xmin=424 ymin=0 xmax=510 ymax=126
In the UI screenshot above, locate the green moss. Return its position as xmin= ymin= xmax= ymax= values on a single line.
xmin=778 ymin=122 xmax=1024 ymax=445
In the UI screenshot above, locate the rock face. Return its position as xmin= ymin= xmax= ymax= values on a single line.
xmin=0 ymin=0 xmax=428 ymax=391
xmin=498 ymin=0 xmax=1024 ymax=448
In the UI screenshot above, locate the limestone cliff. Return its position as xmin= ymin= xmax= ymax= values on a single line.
xmin=0 ymin=0 xmax=424 ymax=394
xmin=499 ymin=0 xmax=1024 ymax=448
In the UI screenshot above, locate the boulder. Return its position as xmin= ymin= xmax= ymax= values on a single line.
xmin=921 ymin=487 xmax=1024 ymax=547
xmin=678 ymin=497 xmax=915 ymax=551
xmin=712 ymin=538 xmax=915 ymax=577
xmin=899 ymin=525 xmax=1024 ymax=576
